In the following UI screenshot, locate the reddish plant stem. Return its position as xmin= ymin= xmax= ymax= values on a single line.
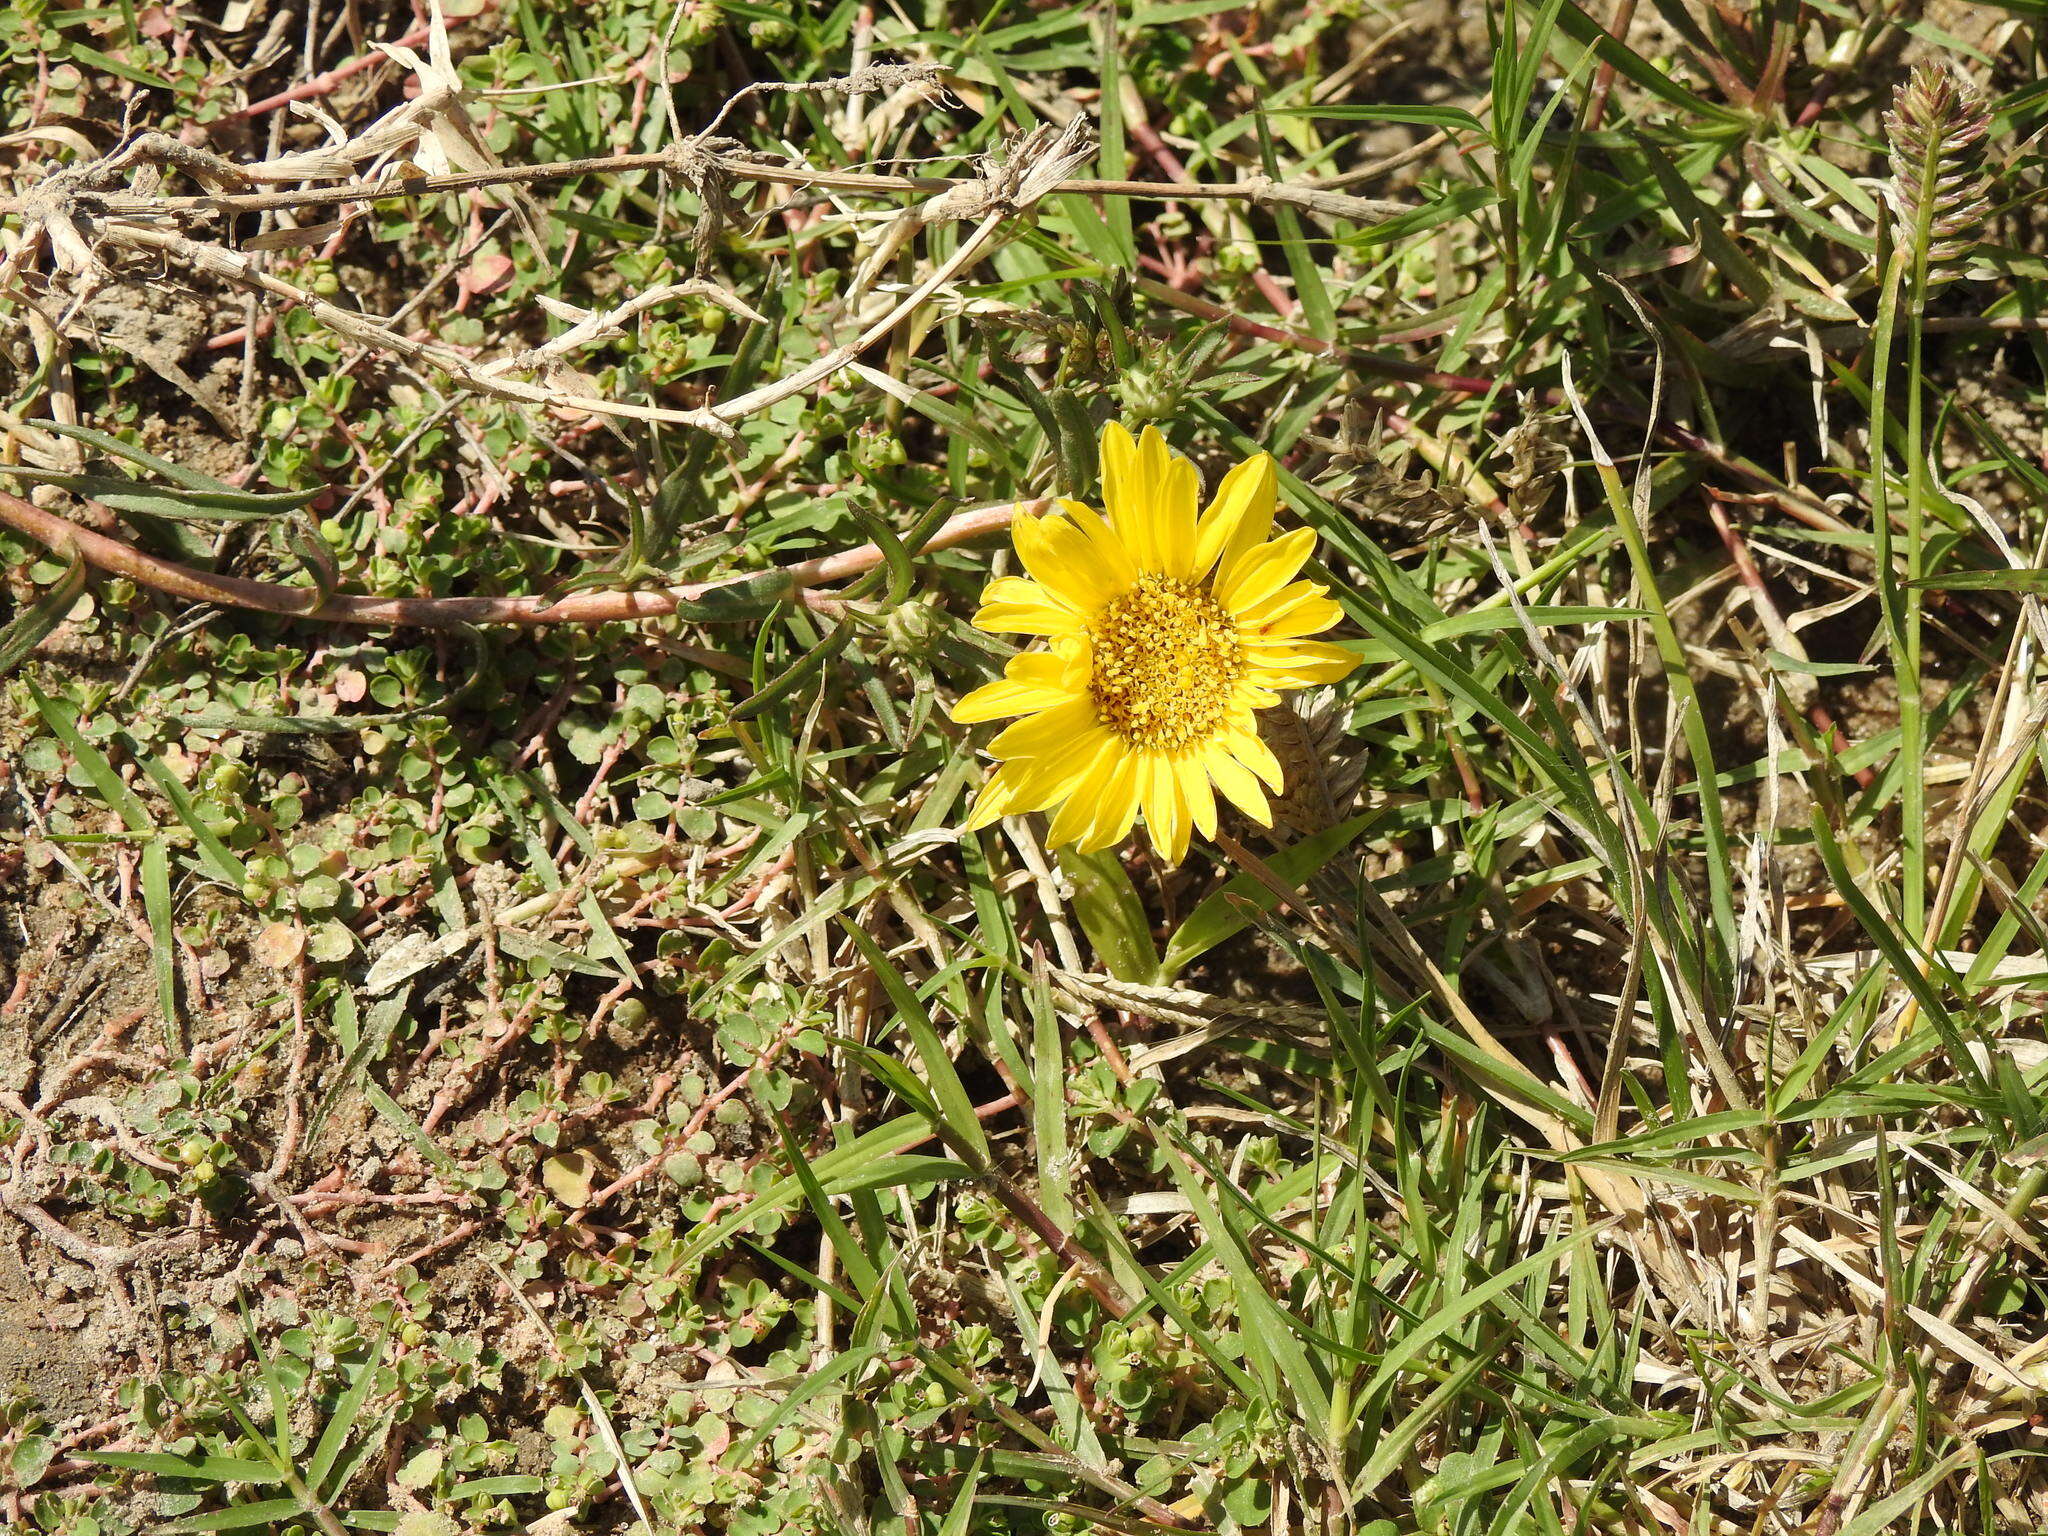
xmin=220 ymin=22 xmax=433 ymax=122
xmin=1793 ymin=0 xmax=1914 ymax=128
xmin=1125 ymin=115 xmax=1188 ymax=184
xmin=1581 ymin=0 xmax=1639 ymax=132
xmin=1249 ymin=267 xmax=1297 ymax=318
xmin=0 ymin=488 xmax=1030 ymax=630
xmin=379 ymin=1217 xmax=484 ymax=1277
xmin=580 ymin=1021 xmax=806 ymax=1211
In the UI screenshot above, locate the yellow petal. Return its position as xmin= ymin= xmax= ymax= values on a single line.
xmin=1193 ymin=451 xmax=1277 ymax=578
xmin=974 ymin=576 xmax=1086 ymax=637
xmin=1055 ymin=499 xmax=1140 ymax=588
xmin=1231 ymin=679 xmax=1281 ymax=713
xmin=1003 ymin=740 xmax=1108 ymax=806
xmin=988 ymin=697 xmax=1105 ymax=762
xmin=1044 ymin=736 xmax=1126 ymax=848
xmin=1101 ymin=422 xmax=1198 ymax=576
xmin=1176 ymin=754 xmax=1218 ymax=841
xmin=968 ymin=730 xmax=1117 ymax=835
xmin=1099 ymin=422 xmax=1140 ymax=537
xmin=1149 ymin=443 xmax=1200 ymax=578
xmin=1203 ymin=747 xmax=1271 ymax=825
xmin=1246 ymin=640 xmax=1361 ymax=687
xmin=1141 ymin=753 xmax=1190 ymax=867
xmin=1239 ymin=577 xmax=1339 ymax=630
xmin=951 ymin=652 xmax=1083 ymax=723
xmin=1248 ymin=598 xmax=1345 ymax=641
xmin=1077 ymin=753 xmax=1144 ymax=853
xmin=963 ymin=762 xmax=1031 ymax=830
xmin=1015 ymin=508 xmax=1124 ymax=614
xmin=1224 ymin=726 xmax=1285 ymax=793
xmin=1219 ymin=527 xmax=1317 ymax=614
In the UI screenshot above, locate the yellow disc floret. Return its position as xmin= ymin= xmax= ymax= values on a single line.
xmin=1087 ymin=572 xmax=1244 ymax=751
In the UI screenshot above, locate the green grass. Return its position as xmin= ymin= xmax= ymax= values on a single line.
xmin=5 ymin=1 xmax=2048 ymax=1533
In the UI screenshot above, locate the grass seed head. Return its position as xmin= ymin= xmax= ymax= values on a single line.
xmin=1884 ymin=63 xmax=1993 ymax=281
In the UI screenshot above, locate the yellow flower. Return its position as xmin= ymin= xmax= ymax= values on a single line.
xmin=954 ymin=422 xmax=1359 ymax=865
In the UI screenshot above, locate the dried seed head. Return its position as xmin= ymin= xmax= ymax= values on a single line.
xmin=1885 ymin=64 xmax=1993 ymax=282
xmin=1496 ymin=393 xmax=1572 ymax=523
xmin=1261 ymin=687 xmax=1368 ymax=840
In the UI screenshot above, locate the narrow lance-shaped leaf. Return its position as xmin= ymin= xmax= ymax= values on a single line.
xmin=0 ymin=552 xmax=86 ymax=681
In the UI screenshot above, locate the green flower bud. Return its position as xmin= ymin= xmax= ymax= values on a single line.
xmin=1119 ymin=363 xmax=1179 ymax=422
xmin=882 ymin=596 xmax=945 ymax=658
xmin=850 ymin=424 xmax=908 ymax=476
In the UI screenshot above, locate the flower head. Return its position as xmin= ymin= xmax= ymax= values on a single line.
xmin=955 ymin=422 xmax=1358 ymax=864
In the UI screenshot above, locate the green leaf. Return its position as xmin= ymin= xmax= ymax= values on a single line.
xmin=1158 ymin=812 xmax=1378 ymax=979
xmin=1907 ymin=567 xmax=2048 ymax=593
xmin=842 ymin=921 xmax=992 ymax=1165
xmin=1081 ymin=1193 xmax=1263 ymax=1403
xmin=773 ymin=1112 xmax=886 ymax=1304
xmin=1423 ymin=1017 xmax=1594 ymax=1136
xmin=1764 ymin=649 xmax=1874 ymax=678
xmin=0 ymin=551 xmax=86 ymax=680
xmin=1552 ymin=1 xmax=1746 ymax=122
xmin=494 ymin=928 xmax=632 ymax=981
xmin=670 ymin=570 xmax=797 ymax=623
xmin=307 ymin=1324 xmax=393 ymax=1498
xmin=30 ymin=421 xmax=218 ymax=488
xmin=730 ymin=619 xmax=851 ymax=723
xmin=1353 ymin=1222 xmax=1608 ymax=1412
xmin=1058 ymin=845 xmax=1160 ymax=983
xmin=1269 ymin=103 xmax=1486 ymax=133
xmin=1420 ymin=604 xmax=1648 ymax=640
xmin=86 ymin=1451 xmax=281 ymax=1485
xmin=1807 ymin=809 xmax=1988 ymax=1099
xmin=1349 ymin=1350 xmax=1498 ymax=1499
xmin=670 ymin=1114 xmax=961 ymax=1271
xmin=938 ymin=1450 xmax=988 ymax=1536
xmin=1838 ymin=1448 xmax=1975 ymax=1536
xmin=1160 ymin=1146 xmax=1332 ymax=1430
xmin=723 ymin=1344 xmax=886 ymax=1469
xmin=443 ymin=1475 xmax=546 ymax=1498
xmin=141 ymin=838 xmax=179 ymax=1049
xmin=1255 ymin=111 xmax=1335 ymax=340
xmin=1346 ymin=186 xmax=1501 ymax=249
xmin=126 ymin=740 xmax=247 ymax=886
xmin=10 ymin=1433 xmax=53 ymax=1488
xmin=27 ymin=681 xmax=152 ymax=831
xmin=846 ymin=362 xmax=1016 ymax=466
xmin=0 ymin=466 xmax=318 ymax=522
xmin=168 ymin=1496 xmax=311 ymax=1533
xmin=50 ymin=40 xmax=174 ymax=89
xmin=164 ymin=707 xmax=383 ymax=737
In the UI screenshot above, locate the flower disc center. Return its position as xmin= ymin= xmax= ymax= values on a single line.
xmin=1088 ymin=574 xmax=1245 ymax=751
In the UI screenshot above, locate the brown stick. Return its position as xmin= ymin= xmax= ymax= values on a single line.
xmin=4 ymin=152 xmax=1412 ymax=224
xmin=0 ymin=488 xmax=1031 ymax=629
